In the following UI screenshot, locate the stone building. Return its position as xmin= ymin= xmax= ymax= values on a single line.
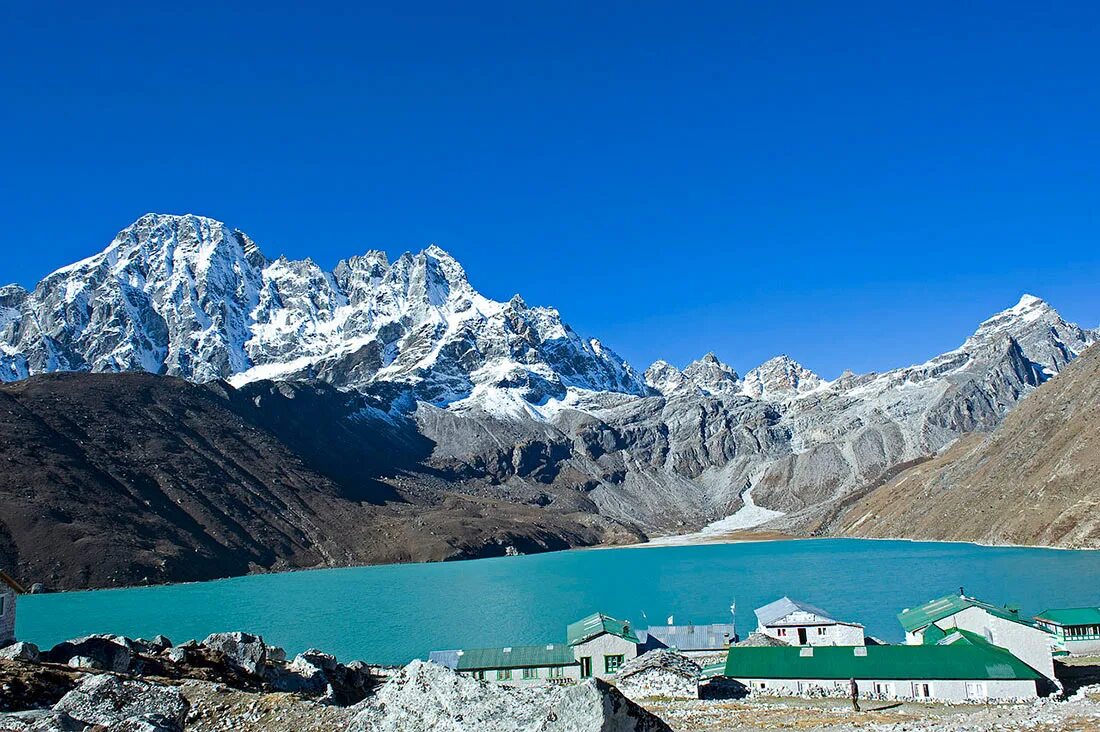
xmin=723 ymin=643 xmax=1042 ymax=702
xmin=617 ymin=650 xmax=701 ymax=700
xmin=0 ymin=571 xmax=24 ymax=647
xmin=754 ymin=597 xmax=865 ymax=647
xmin=1034 ymin=607 xmax=1100 ymax=656
xmin=898 ymin=594 xmax=1058 ymax=681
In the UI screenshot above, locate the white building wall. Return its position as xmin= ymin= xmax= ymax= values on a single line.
xmin=1063 ymin=638 xmax=1100 ymax=655
xmin=731 ymin=676 xmax=1037 ymax=702
xmin=470 ymin=664 xmax=582 ymax=686
xmin=0 ymin=588 xmax=14 ymax=646
xmin=571 ymin=634 xmax=638 ymax=680
xmin=933 ymin=607 xmax=1056 ymax=680
xmin=760 ymin=616 xmax=865 ymax=646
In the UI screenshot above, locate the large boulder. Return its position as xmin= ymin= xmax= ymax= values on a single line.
xmin=44 ymin=636 xmax=134 ymax=673
xmin=52 ymin=675 xmax=189 ymax=732
xmin=200 ymin=632 xmax=267 ymax=677
xmin=350 ymin=660 xmax=671 ymax=732
xmin=0 ymin=643 xmax=40 ymax=663
xmin=0 ymin=709 xmax=85 ymax=731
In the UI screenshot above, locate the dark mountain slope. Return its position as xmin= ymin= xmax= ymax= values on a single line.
xmin=815 ymin=344 xmax=1100 ymax=548
xmin=0 ymin=373 xmax=640 ymax=589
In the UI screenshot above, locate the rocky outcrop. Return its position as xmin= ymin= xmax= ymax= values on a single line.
xmin=52 ymin=675 xmax=189 ymax=731
xmin=349 ymin=660 xmax=671 ymax=732
xmin=818 ymin=343 xmax=1100 ymax=548
xmin=0 ymin=644 xmax=39 ymax=663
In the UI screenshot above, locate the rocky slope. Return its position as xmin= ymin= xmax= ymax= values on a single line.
xmin=813 ymin=343 xmax=1100 ymax=548
xmin=0 ymin=373 xmax=639 ymax=589
xmin=2 ymin=212 xmax=1098 ymax=583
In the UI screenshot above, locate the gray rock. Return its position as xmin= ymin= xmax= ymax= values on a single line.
xmin=0 ymin=642 xmax=40 ymax=662
xmin=0 ymin=709 xmax=85 ymax=731
xmin=53 ymin=675 xmax=189 ymax=731
xmin=46 ymin=635 xmax=134 ymax=673
xmin=349 ymin=659 xmax=670 ymax=732
xmin=163 ymin=647 xmax=188 ymax=664
xmin=28 ymin=584 xmax=45 ymax=595
xmin=67 ymin=656 xmax=100 ymax=669
xmin=200 ymin=632 xmax=267 ymax=677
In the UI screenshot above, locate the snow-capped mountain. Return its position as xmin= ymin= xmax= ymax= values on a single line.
xmin=2 ymin=213 xmax=1097 ymax=539
xmin=0 ymin=214 xmax=648 ymax=409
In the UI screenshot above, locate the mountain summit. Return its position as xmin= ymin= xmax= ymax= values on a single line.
xmin=0 ymin=214 xmax=648 ymax=409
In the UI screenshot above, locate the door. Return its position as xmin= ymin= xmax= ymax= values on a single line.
xmin=797 ymin=628 xmax=808 ymax=645
xmin=580 ymin=657 xmax=592 ymax=678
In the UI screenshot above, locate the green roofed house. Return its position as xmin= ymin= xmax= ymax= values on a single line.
xmin=1035 ymin=607 xmax=1100 ymax=656
xmin=722 ymin=643 xmax=1042 ymax=702
xmin=428 ymin=612 xmax=642 ymax=685
xmin=897 ymin=594 xmax=1058 ymax=681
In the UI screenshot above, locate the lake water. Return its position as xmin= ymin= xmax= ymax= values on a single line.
xmin=17 ymin=539 xmax=1100 ymax=665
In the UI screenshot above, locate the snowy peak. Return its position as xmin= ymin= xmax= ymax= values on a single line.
xmin=741 ymin=355 xmax=822 ymax=400
xmin=0 ymin=214 xmax=651 ymax=413
xmin=683 ymin=353 xmax=741 ymax=396
xmin=960 ymin=293 xmax=1097 ymax=375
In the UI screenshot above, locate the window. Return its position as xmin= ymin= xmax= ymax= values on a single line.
xmin=912 ymin=683 xmax=930 ymax=698
xmin=777 ymin=628 xmax=787 ymax=636
xmin=496 ymin=669 xmax=512 ymax=681
xmin=580 ymin=657 xmax=592 ymax=678
xmin=548 ymin=666 xmax=564 ymax=679
xmin=472 ymin=670 xmax=486 ymax=680
xmin=873 ymin=682 xmax=892 ymax=696
xmin=604 ymin=654 xmax=625 ymax=674
xmin=817 ymin=627 xmax=826 ymax=635
xmin=522 ymin=667 xmax=538 ymax=680
xmin=965 ymin=682 xmax=986 ymax=700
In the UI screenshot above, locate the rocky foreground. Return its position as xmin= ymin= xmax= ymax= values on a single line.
xmin=0 ymin=634 xmax=1098 ymax=731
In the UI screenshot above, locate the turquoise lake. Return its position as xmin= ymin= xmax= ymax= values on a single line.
xmin=17 ymin=539 xmax=1100 ymax=665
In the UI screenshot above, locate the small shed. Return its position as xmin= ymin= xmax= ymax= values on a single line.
xmin=0 ymin=571 xmax=25 ymax=647
xmin=616 ymin=649 xmax=701 ymax=700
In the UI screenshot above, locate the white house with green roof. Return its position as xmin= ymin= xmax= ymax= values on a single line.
xmin=722 ymin=642 xmax=1042 ymax=702
xmin=898 ymin=594 xmax=1058 ymax=681
xmin=428 ymin=612 xmax=642 ymax=685
xmin=1034 ymin=607 xmax=1100 ymax=655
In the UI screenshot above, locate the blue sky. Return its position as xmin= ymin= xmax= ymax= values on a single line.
xmin=3 ymin=2 xmax=1099 ymax=378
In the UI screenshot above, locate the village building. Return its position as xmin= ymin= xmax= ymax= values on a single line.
xmin=428 ymin=612 xmax=641 ymax=685
xmin=637 ymin=620 xmax=736 ymax=659
xmin=754 ymin=597 xmax=865 ymax=647
xmin=616 ymin=649 xmax=701 ymax=700
xmin=0 ymin=571 xmax=23 ymax=647
xmin=722 ymin=642 xmax=1042 ymax=702
xmin=898 ymin=594 xmax=1058 ymax=681
xmin=1034 ymin=607 xmax=1100 ymax=656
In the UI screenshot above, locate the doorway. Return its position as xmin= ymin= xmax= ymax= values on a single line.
xmin=580 ymin=657 xmax=592 ymax=678
xmin=797 ymin=628 xmax=808 ymax=645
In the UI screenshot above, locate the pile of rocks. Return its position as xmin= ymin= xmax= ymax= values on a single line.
xmin=616 ymin=650 xmax=701 ymax=701
xmin=32 ymin=632 xmax=374 ymax=706
xmin=350 ymin=660 xmax=672 ymax=732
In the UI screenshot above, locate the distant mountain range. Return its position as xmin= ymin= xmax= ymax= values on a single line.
xmin=2 ymin=213 xmax=1096 ymax=588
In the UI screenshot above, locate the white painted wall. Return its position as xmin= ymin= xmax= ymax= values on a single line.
xmin=1062 ymin=638 xmax=1100 ymax=655
xmin=760 ymin=615 xmax=865 ymax=647
xmin=467 ymin=664 xmax=582 ymax=686
xmin=730 ymin=676 xmax=1037 ymax=702
xmin=0 ymin=588 xmax=14 ymax=646
xmin=931 ymin=607 xmax=1056 ymax=680
xmin=572 ymin=634 xmax=639 ymax=680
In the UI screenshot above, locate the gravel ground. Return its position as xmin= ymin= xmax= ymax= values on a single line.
xmin=178 ymin=680 xmax=354 ymax=732
xmin=643 ymin=691 xmax=1100 ymax=732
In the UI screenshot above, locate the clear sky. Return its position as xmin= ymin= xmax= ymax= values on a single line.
xmin=3 ymin=2 xmax=1099 ymax=378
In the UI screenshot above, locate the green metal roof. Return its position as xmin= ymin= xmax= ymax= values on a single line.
xmin=898 ymin=594 xmax=1041 ymax=633
xmin=453 ymin=643 xmax=578 ymax=671
xmin=723 ymin=644 xmax=1042 ymax=682
xmin=567 ymin=613 xmax=640 ymax=645
xmin=1035 ymin=607 xmax=1100 ymax=627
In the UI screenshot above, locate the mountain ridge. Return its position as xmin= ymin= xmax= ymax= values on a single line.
xmin=2 ymin=212 xmax=1098 ymax=587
